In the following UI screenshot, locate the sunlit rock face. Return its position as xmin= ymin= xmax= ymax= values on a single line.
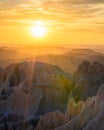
xmin=55 ymin=84 xmax=104 ymax=130
xmin=72 ymin=60 xmax=104 ymax=101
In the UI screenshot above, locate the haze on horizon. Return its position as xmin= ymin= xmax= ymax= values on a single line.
xmin=0 ymin=0 xmax=104 ymax=46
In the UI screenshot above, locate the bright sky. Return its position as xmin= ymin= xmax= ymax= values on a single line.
xmin=0 ymin=0 xmax=104 ymax=45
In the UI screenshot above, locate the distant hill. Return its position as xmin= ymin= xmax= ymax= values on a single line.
xmin=66 ymin=48 xmax=96 ymax=54
xmin=35 ymin=49 xmax=104 ymax=73
xmin=0 ymin=46 xmax=68 ymax=68
xmin=1 ymin=46 xmax=104 ymax=73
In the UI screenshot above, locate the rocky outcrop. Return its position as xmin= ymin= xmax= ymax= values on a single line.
xmin=37 ymin=111 xmax=68 ymax=130
xmin=1 ymin=60 xmax=104 ymax=130
xmin=67 ymin=98 xmax=84 ymax=120
xmin=76 ymin=60 xmax=104 ymax=74
xmin=55 ymin=84 xmax=104 ymax=130
xmin=36 ymin=99 xmax=84 ymax=130
xmin=0 ymin=62 xmax=73 ymax=121
xmin=0 ymin=113 xmax=39 ymax=130
xmin=72 ymin=61 xmax=104 ymax=101
xmin=83 ymin=84 xmax=104 ymax=130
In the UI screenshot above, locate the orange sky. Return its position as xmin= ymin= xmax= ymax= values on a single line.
xmin=0 ymin=0 xmax=104 ymax=46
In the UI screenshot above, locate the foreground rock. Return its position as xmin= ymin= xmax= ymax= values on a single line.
xmin=67 ymin=98 xmax=84 ymax=120
xmin=37 ymin=111 xmax=68 ymax=130
xmin=55 ymin=84 xmax=104 ymax=130
xmin=0 ymin=60 xmax=104 ymax=130
xmin=0 ymin=113 xmax=39 ymax=130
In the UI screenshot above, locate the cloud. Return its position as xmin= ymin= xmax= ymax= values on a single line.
xmin=0 ymin=0 xmax=104 ymax=33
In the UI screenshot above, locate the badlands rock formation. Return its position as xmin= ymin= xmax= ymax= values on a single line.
xmin=37 ymin=111 xmax=68 ymax=130
xmin=0 ymin=60 xmax=104 ymax=130
xmin=0 ymin=61 xmax=73 ymax=129
xmin=55 ymin=84 xmax=104 ymax=130
xmin=72 ymin=60 xmax=104 ymax=101
xmin=36 ymin=100 xmax=84 ymax=130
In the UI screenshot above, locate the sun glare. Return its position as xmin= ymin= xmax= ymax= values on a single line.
xmin=31 ymin=20 xmax=47 ymax=38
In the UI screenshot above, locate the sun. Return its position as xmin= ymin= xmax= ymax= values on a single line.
xmin=31 ymin=26 xmax=47 ymax=38
xmin=30 ymin=21 xmax=47 ymax=38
